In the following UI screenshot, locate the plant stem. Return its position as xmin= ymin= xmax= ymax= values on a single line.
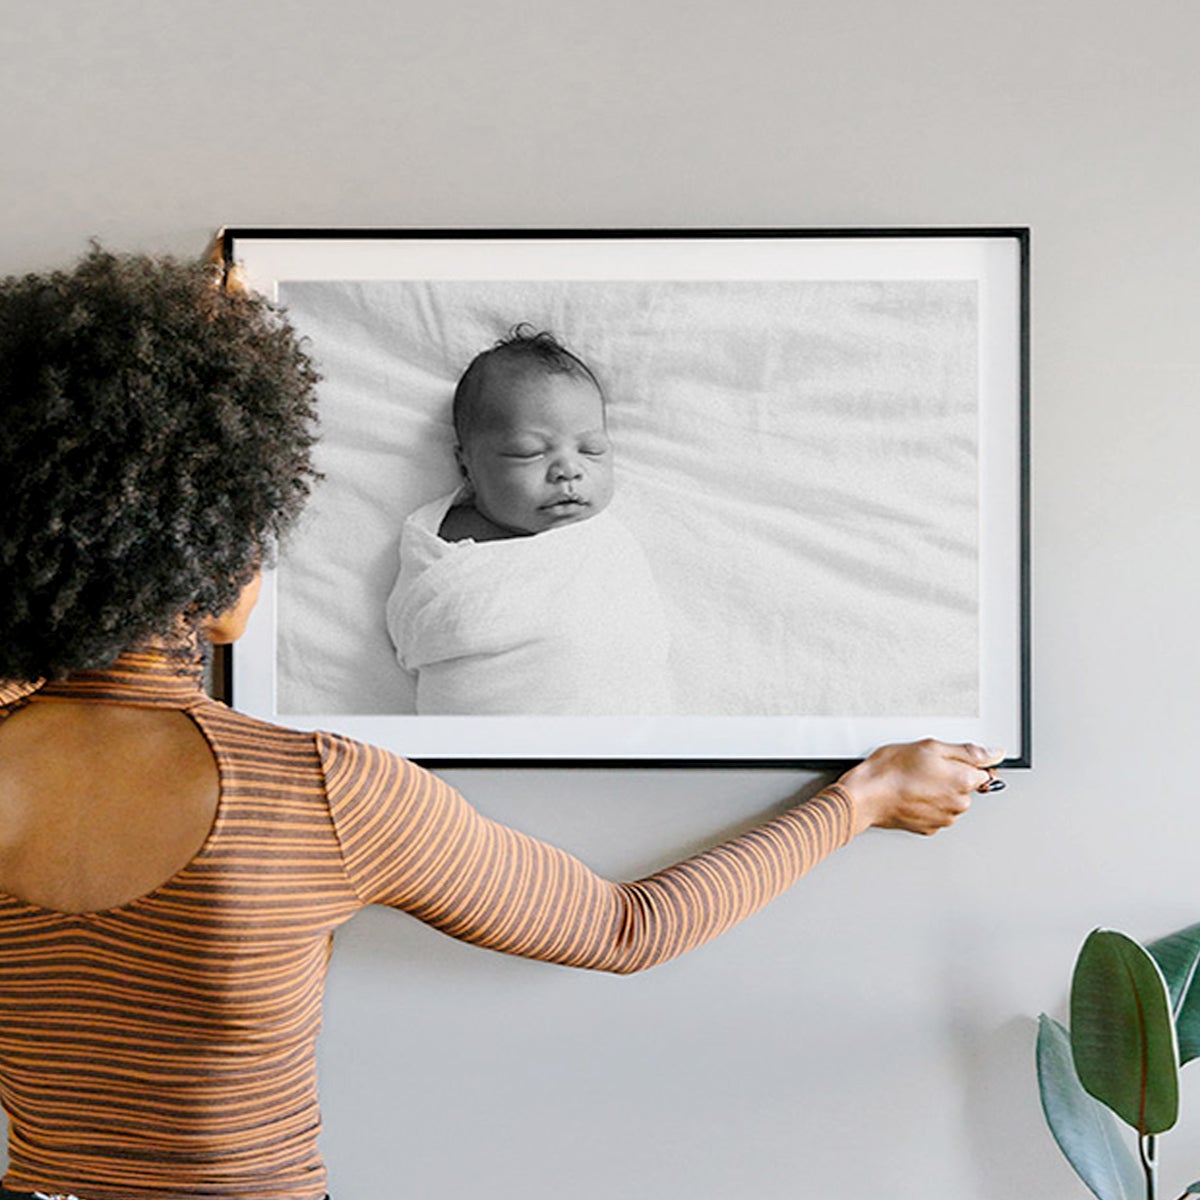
xmin=1140 ymin=1134 xmax=1157 ymax=1200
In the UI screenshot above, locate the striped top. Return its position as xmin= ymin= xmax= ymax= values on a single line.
xmin=0 ymin=646 xmax=854 ymax=1200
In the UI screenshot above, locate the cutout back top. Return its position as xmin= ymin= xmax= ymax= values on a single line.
xmin=0 ymin=645 xmax=852 ymax=1200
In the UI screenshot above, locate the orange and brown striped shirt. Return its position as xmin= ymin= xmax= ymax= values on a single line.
xmin=0 ymin=646 xmax=853 ymax=1200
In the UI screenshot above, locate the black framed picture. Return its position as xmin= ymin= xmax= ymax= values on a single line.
xmin=222 ymin=228 xmax=1030 ymax=768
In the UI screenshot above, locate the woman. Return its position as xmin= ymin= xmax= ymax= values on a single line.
xmin=0 ymin=247 xmax=1001 ymax=1200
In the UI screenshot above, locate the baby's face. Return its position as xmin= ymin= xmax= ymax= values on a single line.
xmin=458 ymin=368 xmax=614 ymax=536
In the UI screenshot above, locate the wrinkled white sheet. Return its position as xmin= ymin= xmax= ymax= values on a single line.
xmin=275 ymin=279 xmax=978 ymax=717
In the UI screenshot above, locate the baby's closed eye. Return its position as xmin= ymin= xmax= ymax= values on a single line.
xmin=499 ymin=439 xmax=545 ymax=458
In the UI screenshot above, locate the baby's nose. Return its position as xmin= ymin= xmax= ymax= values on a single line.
xmin=549 ymin=456 xmax=583 ymax=480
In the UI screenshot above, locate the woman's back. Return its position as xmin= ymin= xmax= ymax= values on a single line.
xmin=0 ymin=650 xmax=368 ymax=1200
xmin=0 ymin=695 xmax=217 ymax=914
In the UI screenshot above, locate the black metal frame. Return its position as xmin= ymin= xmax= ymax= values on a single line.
xmin=219 ymin=226 xmax=1031 ymax=770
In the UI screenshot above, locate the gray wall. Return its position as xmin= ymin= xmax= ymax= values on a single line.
xmin=3 ymin=2 xmax=1199 ymax=1196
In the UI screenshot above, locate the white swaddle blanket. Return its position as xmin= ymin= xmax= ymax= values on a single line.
xmin=386 ymin=493 xmax=672 ymax=715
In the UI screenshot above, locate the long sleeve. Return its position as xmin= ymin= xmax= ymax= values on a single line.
xmin=318 ymin=731 xmax=854 ymax=974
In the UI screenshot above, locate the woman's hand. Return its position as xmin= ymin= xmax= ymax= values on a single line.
xmin=837 ymin=739 xmax=1004 ymax=837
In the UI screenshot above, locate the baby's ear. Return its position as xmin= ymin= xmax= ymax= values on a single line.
xmin=453 ymin=445 xmax=468 ymax=477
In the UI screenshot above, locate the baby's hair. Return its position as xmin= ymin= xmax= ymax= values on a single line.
xmin=452 ymin=324 xmax=601 ymax=444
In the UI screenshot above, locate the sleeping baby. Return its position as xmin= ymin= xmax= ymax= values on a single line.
xmin=385 ymin=326 xmax=673 ymax=715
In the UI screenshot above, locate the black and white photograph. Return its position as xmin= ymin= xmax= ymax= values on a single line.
xmin=227 ymin=230 xmax=1028 ymax=764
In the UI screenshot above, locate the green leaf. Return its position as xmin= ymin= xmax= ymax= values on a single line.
xmin=1146 ymin=922 xmax=1200 ymax=1065
xmin=1070 ymin=929 xmax=1180 ymax=1135
xmin=1037 ymin=1015 xmax=1143 ymax=1200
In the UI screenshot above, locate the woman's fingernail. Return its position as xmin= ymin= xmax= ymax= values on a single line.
xmin=979 ymin=778 xmax=1006 ymax=793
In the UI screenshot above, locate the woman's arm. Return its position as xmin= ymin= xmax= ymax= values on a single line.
xmin=319 ymin=734 xmax=999 ymax=974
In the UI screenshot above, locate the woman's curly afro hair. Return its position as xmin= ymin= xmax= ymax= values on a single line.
xmin=0 ymin=245 xmax=321 ymax=680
